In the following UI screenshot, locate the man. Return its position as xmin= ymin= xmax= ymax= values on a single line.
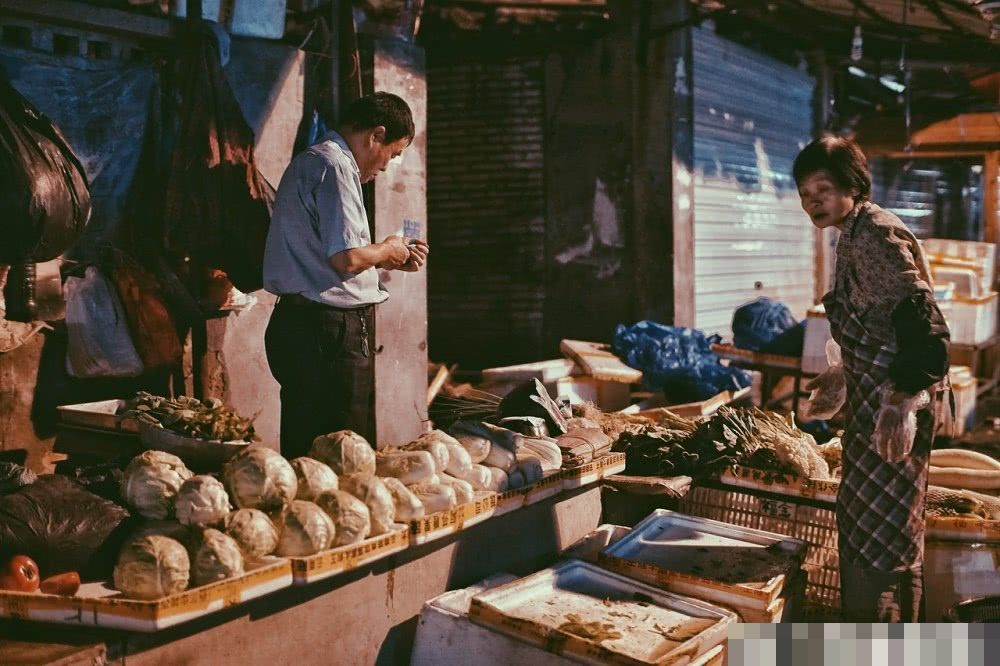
xmin=263 ymin=92 xmax=428 ymax=458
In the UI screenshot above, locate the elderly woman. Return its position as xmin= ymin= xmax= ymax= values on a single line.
xmin=794 ymin=136 xmax=950 ymax=622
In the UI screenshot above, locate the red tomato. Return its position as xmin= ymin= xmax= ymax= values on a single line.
xmin=0 ymin=555 xmax=40 ymax=593
xmin=40 ymin=571 xmax=81 ymax=596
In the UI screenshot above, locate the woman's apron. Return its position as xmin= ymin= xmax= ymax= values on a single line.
xmin=823 ymin=283 xmax=935 ymax=574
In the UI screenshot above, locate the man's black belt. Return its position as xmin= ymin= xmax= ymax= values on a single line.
xmin=278 ymin=294 xmax=373 ymax=312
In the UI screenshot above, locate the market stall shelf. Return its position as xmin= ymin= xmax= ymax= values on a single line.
xmin=290 ymin=528 xmax=410 ymax=585
xmin=493 ymin=486 xmax=528 ymax=518
xmin=598 ymin=510 xmax=807 ymax=623
xmin=926 ymin=516 xmax=1000 ymax=542
xmin=0 ymin=560 xmax=292 ymax=632
xmin=408 ymin=492 xmax=499 ymax=546
xmin=524 ymin=471 xmax=567 ymax=506
xmin=467 ymin=559 xmax=736 ymax=666
xmin=720 ymin=465 xmax=840 ymax=504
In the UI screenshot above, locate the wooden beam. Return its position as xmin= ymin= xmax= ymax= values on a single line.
xmin=0 ymin=0 xmax=174 ymax=40
xmin=912 ymin=113 xmax=1000 ymax=148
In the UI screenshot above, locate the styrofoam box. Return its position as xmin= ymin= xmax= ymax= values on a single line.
xmin=925 ymin=540 xmax=1000 ymax=622
xmin=171 ymin=0 xmax=287 ymax=39
xmin=411 ymin=574 xmax=727 ymax=666
xmin=938 ymin=292 xmax=998 ymax=345
xmin=923 ymin=238 xmax=996 ymax=294
xmin=938 ymin=366 xmax=977 ymax=438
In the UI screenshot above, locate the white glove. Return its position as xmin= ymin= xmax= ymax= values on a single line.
xmin=872 ymin=384 xmax=930 ymax=462
xmin=802 ymin=340 xmax=846 ymax=421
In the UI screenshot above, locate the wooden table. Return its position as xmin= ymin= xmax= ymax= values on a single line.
xmin=0 ymin=485 xmax=602 ymax=665
xmin=711 ymin=344 xmax=817 ymax=415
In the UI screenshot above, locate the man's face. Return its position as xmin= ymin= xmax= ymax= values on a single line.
xmin=797 ymin=170 xmax=857 ymax=230
xmin=357 ymin=127 xmax=411 ymax=184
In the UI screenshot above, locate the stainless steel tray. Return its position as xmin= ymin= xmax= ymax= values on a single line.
xmin=599 ymin=510 xmax=807 ymax=610
xmin=468 ymin=559 xmax=735 ymax=666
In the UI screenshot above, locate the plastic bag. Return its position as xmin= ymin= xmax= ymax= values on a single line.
xmin=64 ymin=266 xmax=144 ymax=378
xmin=612 ymin=320 xmax=752 ymax=402
xmin=0 ymin=76 xmax=90 ymax=264
xmin=801 ymin=340 xmax=846 ymax=421
xmin=0 ymin=475 xmax=132 ymax=580
xmin=732 ymin=297 xmax=798 ymax=351
xmin=872 ymin=386 xmax=931 ymax=463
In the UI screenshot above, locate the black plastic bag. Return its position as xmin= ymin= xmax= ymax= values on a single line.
xmin=0 ymin=475 xmax=132 ymax=580
xmin=0 ymin=76 xmax=91 ymax=264
xmin=732 ymin=297 xmax=797 ymax=351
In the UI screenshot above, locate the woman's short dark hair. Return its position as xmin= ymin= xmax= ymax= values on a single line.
xmin=340 ymin=92 xmax=415 ymax=144
xmin=792 ymin=135 xmax=871 ymax=202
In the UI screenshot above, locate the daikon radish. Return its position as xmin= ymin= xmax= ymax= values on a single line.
xmin=381 ymin=477 xmax=425 ymax=522
xmin=453 ymin=463 xmax=493 ymax=491
xmin=375 ymin=449 xmax=436 ymax=485
xmin=482 ymin=442 xmax=517 ymax=472
xmin=930 ymin=449 xmax=1000 ymax=472
xmin=408 ymin=483 xmax=458 ymax=514
xmin=438 ymin=474 xmax=475 ymax=504
xmin=929 ymin=465 xmax=1000 ymax=490
xmin=484 ymin=466 xmax=509 ymax=493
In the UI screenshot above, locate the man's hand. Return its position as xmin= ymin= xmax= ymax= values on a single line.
xmin=376 ymin=236 xmax=411 ymax=270
xmin=397 ymin=239 xmax=429 ymax=272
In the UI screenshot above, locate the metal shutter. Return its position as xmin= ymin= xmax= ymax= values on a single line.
xmin=692 ymin=28 xmax=815 ymax=337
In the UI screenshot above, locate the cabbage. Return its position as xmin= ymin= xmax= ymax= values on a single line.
xmin=375 ymin=449 xmax=436 ymax=485
xmin=223 ymin=445 xmax=297 ymax=512
xmin=175 ymin=475 xmax=231 ymax=527
xmin=314 ymin=490 xmax=371 ymax=546
xmin=453 ymin=464 xmax=493 ymax=491
xmin=405 ymin=432 xmax=455 ymax=472
xmin=484 ymin=467 xmax=509 ymax=493
xmin=276 ymin=500 xmax=335 ymax=556
xmin=438 ymin=474 xmax=475 ymax=504
xmin=408 ymin=483 xmax=457 ymax=514
xmin=192 ymin=528 xmax=245 ymax=586
xmin=224 ymin=509 xmax=279 ymax=561
xmin=454 ymin=435 xmax=491 ymax=464
xmin=309 ymin=430 xmax=376 ymax=476
xmin=339 ymin=474 xmax=395 ymax=536
xmin=443 ymin=442 xmax=474 ymax=478
xmin=128 ymin=520 xmax=194 ymax=550
xmin=113 ymin=535 xmax=190 ymax=599
xmin=121 ymin=450 xmax=193 ymax=519
xmin=290 ymin=457 xmax=339 ymax=501
xmin=381 ymin=477 xmax=424 ymax=522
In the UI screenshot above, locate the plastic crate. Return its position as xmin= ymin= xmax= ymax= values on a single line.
xmin=922 ymin=239 xmax=996 ymax=294
xmin=679 ymin=485 xmax=840 ymax=620
xmin=938 ymin=292 xmax=998 ymax=346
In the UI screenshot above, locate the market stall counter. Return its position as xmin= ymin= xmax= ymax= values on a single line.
xmin=0 ymin=484 xmax=602 ymax=664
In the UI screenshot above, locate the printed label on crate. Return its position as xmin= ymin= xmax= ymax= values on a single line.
xmin=291 ymin=529 xmax=409 ymax=582
xmin=758 ymin=498 xmax=798 ymax=521
xmin=562 ymin=462 xmax=600 ymax=488
xmin=596 ymin=453 xmax=627 ymax=478
xmin=722 ymin=466 xmax=839 ymax=503
xmin=409 ymin=493 xmax=498 ymax=543
xmin=494 ymin=486 xmax=529 ymax=516
xmin=927 ymin=517 xmax=1000 ymax=543
xmin=524 ymin=472 xmax=567 ymax=505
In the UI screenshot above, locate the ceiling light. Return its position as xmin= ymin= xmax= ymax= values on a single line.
xmin=848 ymin=66 xmax=868 ymax=78
xmin=879 ymin=75 xmax=907 ymax=93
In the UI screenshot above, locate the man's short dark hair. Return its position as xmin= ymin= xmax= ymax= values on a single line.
xmin=793 ymin=135 xmax=871 ymax=202
xmin=340 ymin=92 xmax=415 ymax=144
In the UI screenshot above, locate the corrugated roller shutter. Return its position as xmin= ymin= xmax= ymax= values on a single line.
xmin=692 ymin=28 xmax=815 ymax=337
xmin=427 ymin=58 xmax=546 ymax=368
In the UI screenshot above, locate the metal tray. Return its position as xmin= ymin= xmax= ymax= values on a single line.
xmin=468 ymin=559 xmax=735 ymax=666
xmin=599 ymin=510 xmax=807 ymax=610
xmin=291 ymin=526 xmax=410 ymax=584
xmin=139 ymin=421 xmax=250 ymax=469
xmin=57 ymin=399 xmax=137 ymax=433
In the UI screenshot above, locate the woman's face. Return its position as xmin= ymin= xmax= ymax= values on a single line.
xmin=797 ymin=170 xmax=857 ymax=230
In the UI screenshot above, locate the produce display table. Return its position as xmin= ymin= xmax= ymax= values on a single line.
xmin=0 ymin=485 xmax=602 ymax=665
xmin=710 ymin=344 xmax=816 ymax=415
